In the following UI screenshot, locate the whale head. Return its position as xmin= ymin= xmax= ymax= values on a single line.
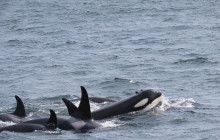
xmin=133 ymin=89 xmax=162 ymax=111
xmin=90 ymin=88 xmax=162 ymax=120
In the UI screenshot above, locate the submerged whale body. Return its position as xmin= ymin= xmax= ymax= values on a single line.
xmin=0 ymin=110 xmax=57 ymax=133
xmin=71 ymin=97 xmax=115 ymax=104
xmin=0 ymin=95 xmax=28 ymax=123
xmin=24 ymin=86 xmax=100 ymax=132
xmin=89 ymin=97 xmax=115 ymax=103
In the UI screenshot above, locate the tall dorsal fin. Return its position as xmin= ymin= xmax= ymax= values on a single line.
xmin=62 ymin=98 xmax=78 ymax=115
xmin=12 ymin=95 xmax=26 ymax=117
xmin=46 ymin=110 xmax=57 ymax=130
xmin=77 ymin=86 xmax=92 ymax=120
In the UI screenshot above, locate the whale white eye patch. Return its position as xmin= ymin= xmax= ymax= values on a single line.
xmin=134 ymin=98 xmax=149 ymax=108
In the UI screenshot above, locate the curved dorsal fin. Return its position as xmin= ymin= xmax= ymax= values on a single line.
xmin=46 ymin=110 xmax=57 ymax=130
xmin=62 ymin=98 xmax=78 ymax=115
xmin=77 ymin=86 xmax=92 ymax=120
xmin=12 ymin=95 xmax=26 ymax=117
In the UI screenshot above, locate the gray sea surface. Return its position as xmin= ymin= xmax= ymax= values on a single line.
xmin=0 ymin=0 xmax=220 ymax=139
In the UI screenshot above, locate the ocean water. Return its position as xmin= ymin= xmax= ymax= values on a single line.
xmin=0 ymin=0 xmax=219 ymax=139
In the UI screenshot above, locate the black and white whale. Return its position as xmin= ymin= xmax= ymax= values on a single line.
xmin=92 ymin=89 xmax=162 ymax=120
xmin=63 ymin=89 xmax=162 ymax=120
xmin=23 ymin=86 xmax=100 ymax=132
xmin=0 ymin=95 xmax=27 ymax=123
xmin=0 ymin=110 xmax=57 ymax=133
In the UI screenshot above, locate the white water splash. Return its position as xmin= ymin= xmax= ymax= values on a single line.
xmin=43 ymin=128 xmax=62 ymax=134
xmin=0 ymin=121 xmax=15 ymax=127
xmin=129 ymin=80 xmax=136 ymax=84
xmin=90 ymin=103 xmax=102 ymax=112
xmin=100 ymin=120 xmax=123 ymax=128
xmin=33 ymin=128 xmax=62 ymax=134
xmin=155 ymin=96 xmax=195 ymax=112
xmin=27 ymin=112 xmax=34 ymax=118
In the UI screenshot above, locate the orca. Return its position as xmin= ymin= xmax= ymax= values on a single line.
xmin=0 ymin=95 xmax=28 ymax=123
xmin=0 ymin=110 xmax=57 ymax=133
xmin=92 ymin=89 xmax=162 ymax=120
xmin=62 ymin=89 xmax=162 ymax=120
xmin=23 ymin=86 xmax=100 ymax=132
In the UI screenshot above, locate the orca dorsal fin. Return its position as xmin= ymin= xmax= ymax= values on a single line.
xmin=12 ymin=95 xmax=26 ymax=117
xmin=62 ymin=98 xmax=78 ymax=115
xmin=46 ymin=110 xmax=57 ymax=130
xmin=77 ymin=86 xmax=92 ymax=120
